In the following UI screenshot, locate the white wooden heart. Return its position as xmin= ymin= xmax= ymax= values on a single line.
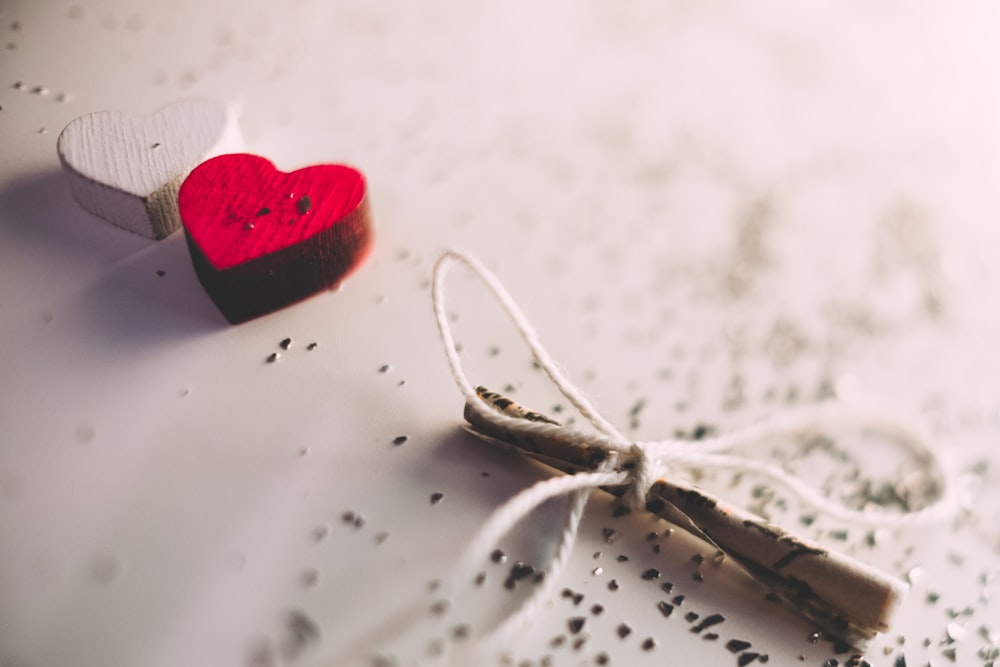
xmin=57 ymin=99 xmax=243 ymax=240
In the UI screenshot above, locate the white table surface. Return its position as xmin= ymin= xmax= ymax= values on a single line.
xmin=2 ymin=1 xmax=999 ymax=666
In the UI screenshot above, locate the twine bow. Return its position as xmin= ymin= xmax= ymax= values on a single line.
xmin=430 ymin=249 xmax=960 ymax=657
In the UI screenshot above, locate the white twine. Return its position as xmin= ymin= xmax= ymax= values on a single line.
xmin=431 ymin=249 xmax=961 ymax=659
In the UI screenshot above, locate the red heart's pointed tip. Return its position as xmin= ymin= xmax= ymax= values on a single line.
xmin=178 ymin=153 xmax=373 ymax=323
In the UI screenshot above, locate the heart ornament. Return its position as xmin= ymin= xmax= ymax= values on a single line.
xmin=57 ymin=99 xmax=242 ymax=240
xmin=177 ymin=153 xmax=374 ymax=323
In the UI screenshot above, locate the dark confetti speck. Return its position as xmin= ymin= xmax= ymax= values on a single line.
xmin=353 ymin=515 xmax=365 ymax=528
xmin=256 ymin=207 xmax=270 ymax=216
xmin=392 ymin=435 xmax=408 ymax=446
xmin=508 ymin=561 xmax=535 ymax=581
xmin=617 ymin=623 xmax=632 ymax=638
xmin=684 ymin=611 xmax=699 ymax=623
xmin=660 ymin=582 xmax=674 ymax=594
xmin=550 ymin=635 xmax=566 ymax=648
xmin=739 ymin=652 xmax=762 ymax=666
xmin=642 ymin=568 xmax=660 ymax=581
xmin=617 ymin=555 xmax=629 ymax=562
xmin=652 ymin=544 xmax=661 ymax=553
xmin=279 ymin=337 xmax=292 ymax=350
xmin=608 ymin=579 xmax=619 ymax=591
xmin=692 ymin=553 xmax=705 ymax=564
xmin=307 ymin=342 xmax=318 ymax=350
xmin=727 ymin=640 xmax=752 ymax=653
xmin=266 ymin=352 xmax=280 ymax=363
xmin=693 ymin=571 xmax=704 ymax=582
xmin=829 ymin=529 xmax=849 ymax=541
xmin=691 ymin=613 xmax=725 ymax=633
xmin=641 ymin=637 xmax=656 ymax=651
xmin=568 ymin=617 xmax=586 ymax=634
xmin=430 ymin=492 xmax=444 ymax=505
xmin=595 ymin=652 xmax=609 ymax=665
xmin=297 ymin=195 xmax=312 ymax=214
xmin=155 ymin=269 xmax=166 ymax=277
xmin=452 ymin=624 xmax=470 ymax=640
xmin=672 ymin=595 xmax=685 ymax=605
xmin=646 ymin=531 xmax=658 ymax=542
xmin=657 ymin=601 xmax=674 ymax=617
xmin=602 ymin=528 xmax=621 ymax=543
xmin=926 ymin=590 xmax=940 ymax=603
xmin=342 ymin=511 xmax=355 ymax=523
xmin=474 ymin=572 xmax=486 ymax=586
xmin=429 ymin=599 xmax=449 ymax=615
xmin=491 ymin=549 xmax=507 ymax=564
xmin=703 ymin=632 xmax=719 ymax=641
xmin=894 ymin=656 xmax=906 ymax=667
xmin=590 ymin=604 xmax=604 ymax=615
xmin=374 ymin=531 xmax=389 ymax=544
xmin=379 ymin=364 xmax=391 ymax=373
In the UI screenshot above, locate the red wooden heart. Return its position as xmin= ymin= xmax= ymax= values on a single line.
xmin=178 ymin=153 xmax=373 ymax=323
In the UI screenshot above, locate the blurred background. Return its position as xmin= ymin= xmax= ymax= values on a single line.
xmin=1 ymin=1 xmax=999 ymax=666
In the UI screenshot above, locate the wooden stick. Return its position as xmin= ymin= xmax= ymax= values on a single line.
xmin=464 ymin=387 xmax=907 ymax=646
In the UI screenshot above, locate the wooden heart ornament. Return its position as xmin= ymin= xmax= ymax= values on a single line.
xmin=177 ymin=154 xmax=373 ymax=323
xmin=57 ymin=99 xmax=243 ymax=240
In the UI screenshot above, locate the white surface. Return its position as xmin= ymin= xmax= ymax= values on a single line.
xmin=1 ymin=1 xmax=1000 ymax=667
xmin=57 ymin=98 xmax=242 ymax=239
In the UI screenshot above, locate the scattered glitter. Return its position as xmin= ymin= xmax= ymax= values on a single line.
xmin=727 ymin=640 xmax=752 ymax=653
xmin=691 ymin=613 xmax=725 ymax=633
xmin=491 ymin=549 xmax=507 ymax=564
xmin=307 ymin=342 xmax=318 ymax=351
xmin=660 ymin=582 xmax=674 ymax=594
xmin=739 ymin=652 xmax=762 ymax=666
xmin=266 ymin=352 xmax=280 ymax=363
xmin=279 ymin=337 xmax=292 ymax=350
xmin=641 ymin=568 xmax=660 ymax=581
xmin=504 ymin=561 xmax=536 ymax=590
xmin=657 ymin=601 xmax=674 ymax=618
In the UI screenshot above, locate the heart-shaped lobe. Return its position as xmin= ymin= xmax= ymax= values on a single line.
xmin=57 ymin=99 xmax=242 ymax=240
xmin=178 ymin=153 xmax=373 ymax=323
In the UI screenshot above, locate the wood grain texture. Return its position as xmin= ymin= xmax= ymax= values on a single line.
xmin=464 ymin=388 xmax=907 ymax=647
xmin=56 ymin=99 xmax=243 ymax=240
xmin=178 ymin=154 xmax=373 ymax=324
